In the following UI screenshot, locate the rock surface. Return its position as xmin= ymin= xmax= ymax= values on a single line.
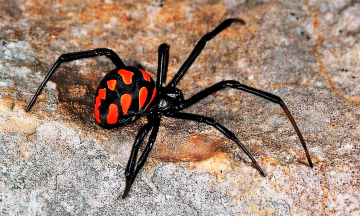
xmin=0 ymin=0 xmax=359 ymax=215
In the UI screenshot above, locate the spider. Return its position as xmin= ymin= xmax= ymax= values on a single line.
xmin=26 ymin=18 xmax=313 ymax=199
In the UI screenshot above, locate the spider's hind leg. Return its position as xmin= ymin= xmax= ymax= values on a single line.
xmin=164 ymin=112 xmax=266 ymax=176
xmin=26 ymin=48 xmax=125 ymax=112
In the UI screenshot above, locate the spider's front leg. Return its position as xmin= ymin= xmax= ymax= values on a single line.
xmin=167 ymin=18 xmax=245 ymax=88
xmin=120 ymin=113 xmax=161 ymax=199
xmin=156 ymin=43 xmax=170 ymax=88
xmin=26 ymin=48 xmax=125 ymax=112
xmin=164 ymin=112 xmax=265 ymax=176
xmin=179 ymin=80 xmax=313 ymax=168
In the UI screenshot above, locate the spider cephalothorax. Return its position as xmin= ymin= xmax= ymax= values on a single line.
xmin=26 ymin=18 xmax=313 ymax=199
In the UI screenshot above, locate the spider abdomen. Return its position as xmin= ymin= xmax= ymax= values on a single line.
xmin=94 ymin=66 xmax=156 ymax=128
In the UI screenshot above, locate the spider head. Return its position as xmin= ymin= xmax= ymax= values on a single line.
xmin=157 ymin=86 xmax=184 ymax=111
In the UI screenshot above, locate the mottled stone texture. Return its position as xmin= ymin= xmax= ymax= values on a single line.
xmin=0 ymin=0 xmax=359 ymax=215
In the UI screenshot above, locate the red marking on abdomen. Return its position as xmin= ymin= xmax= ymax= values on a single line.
xmin=139 ymin=87 xmax=148 ymax=109
xmin=139 ymin=69 xmax=150 ymax=81
xmin=107 ymin=104 xmax=118 ymax=124
xmin=95 ymin=88 xmax=106 ymax=123
xmin=150 ymin=86 xmax=156 ymax=104
xmin=145 ymin=86 xmax=156 ymax=109
xmin=107 ymin=80 xmax=117 ymax=90
xmin=120 ymin=94 xmax=132 ymax=115
xmin=118 ymin=69 xmax=134 ymax=85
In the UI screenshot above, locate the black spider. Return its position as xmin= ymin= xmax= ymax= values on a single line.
xmin=26 ymin=18 xmax=313 ymax=199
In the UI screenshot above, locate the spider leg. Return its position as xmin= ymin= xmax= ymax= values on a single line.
xmin=121 ymin=114 xmax=161 ymax=199
xmin=167 ymin=18 xmax=245 ymax=88
xmin=179 ymin=80 xmax=313 ymax=168
xmin=26 ymin=48 xmax=125 ymax=112
xmin=156 ymin=43 xmax=170 ymax=87
xmin=123 ymin=121 xmax=154 ymax=193
xmin=164 ymin=112 xmax=265 ymax=176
